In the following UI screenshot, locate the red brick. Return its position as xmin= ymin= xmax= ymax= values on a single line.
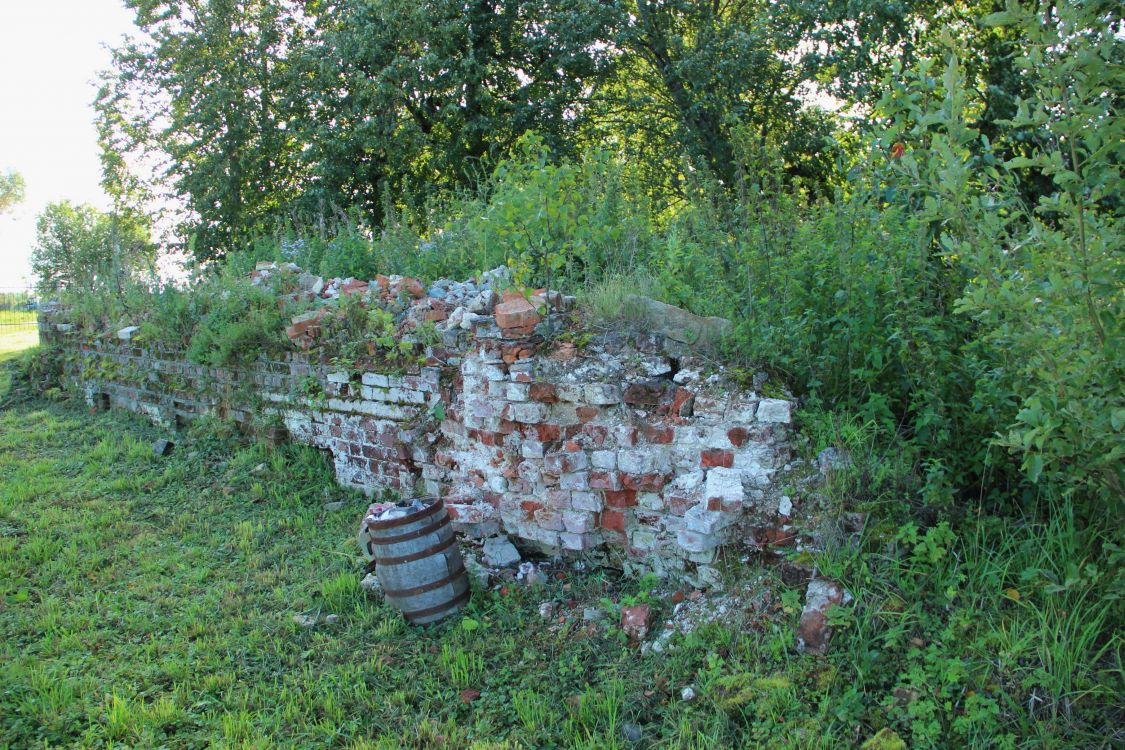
xmin=623 ymin=381 xmax=666 ymax=406
xmin=700 ymin=449 xmax=734 ymax=469
xmin=754 ymin=526 xmax=796 ymax=547
xmin=401 ymin=278 xmax=426 ymax=298
xmin=339 ymin=279 xmax=369 ymax=296
xmin=604 ymin=490 xmax=637 ymax=508
xmin=727 ymin=427 xmax=749 ymax=447
xmin=666 ymin=499 xmax=693 ymax=517
xmin=589 ymin=471 xmax=621 ymax=490
xmin=495 ymin=297 xmax=542 ymax=331
xmin=576 ymin=406 xmax=599 ymax=423
xmin=643 ymin=425 xmax=673 ymax=444
xmin=532 ymin=423 xmax=560 ymax=443
xmin=529 ymin=383 xmax=558 ymax=403
xmin=583 ymin=425 xmax=609 ymax=445
xmin=621 ymin=473 xmax=668 ymax=491
xmin=600 ymin=510 xmax=626 ymax=534
xmin=670 ymin=388 xmax=695 ymax=417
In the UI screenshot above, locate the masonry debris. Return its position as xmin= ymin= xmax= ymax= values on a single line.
xmin=152 ymin=438 xmax=174 ymax=457
xmin=796 ymin=578 xmax=853 ymax=654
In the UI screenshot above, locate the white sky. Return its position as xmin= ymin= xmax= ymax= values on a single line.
xmin=0 ymin=0 xmax=135 ymax=289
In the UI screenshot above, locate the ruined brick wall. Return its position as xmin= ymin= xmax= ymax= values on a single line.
xmin=39 ymin=290 xmax=800 ymax=583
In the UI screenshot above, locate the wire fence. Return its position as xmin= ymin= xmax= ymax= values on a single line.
xmin=0 ymin=288 xmax=39 ymax=330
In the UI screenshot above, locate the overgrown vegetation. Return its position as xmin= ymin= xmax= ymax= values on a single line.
xmin=1 ymin=351 xmax=1120 ymax=748
xmin=19 ymin=0 xmax=1124 ymax=746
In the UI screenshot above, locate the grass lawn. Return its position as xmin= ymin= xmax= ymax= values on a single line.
xmin=1 ymin=343 xmax=1120 ymax=749
xmin=0 ymin=327 xmax=38 ymax=357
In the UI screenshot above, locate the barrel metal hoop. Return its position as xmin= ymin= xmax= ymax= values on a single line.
xmin=373 ymin=533 xmax=458 ymax=566
xmin=383 ymin=565 xmax=467 ymax=598
xmin=369 ymin=515 xmax=450 ymax=547
xmin=402 ymin=587 xmax=471 ymax=622
xmin=364 ymin=499 xmax=443 ymax=531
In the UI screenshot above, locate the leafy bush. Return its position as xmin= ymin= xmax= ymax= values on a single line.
xmin=466 ymin=134 xmax=654 ymax=289
xmin=182 ymin=281 xmax=286 ymax=368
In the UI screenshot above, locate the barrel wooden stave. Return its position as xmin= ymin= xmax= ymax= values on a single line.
xmin=364 ymin=498 xmax=470 ymax=625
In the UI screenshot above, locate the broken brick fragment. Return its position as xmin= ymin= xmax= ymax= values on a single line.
xmin=494 ymin=296 xmax=542 ymax=334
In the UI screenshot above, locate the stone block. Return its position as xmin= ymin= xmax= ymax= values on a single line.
xmin=756 ymin=398 xmax=793 ymax=424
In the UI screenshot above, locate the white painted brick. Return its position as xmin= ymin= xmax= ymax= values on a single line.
xmin=361 ymin=372 xmax=390 ymax=387
xmin=557 ymin=383 xmax=585 ymax=402
xmin=559 ymin=472 xmax=589 ymax=491
xmin=562 ymin=510 xmax=595 ymax=534
xmin=676 ymin=528 xmax=719 ymax=553
xmin=584 ymin=383 xmax=622 ymax=405
xmin=591 ymin=450 xmax=617 ymax=470
xmin=559 ymin=532 xmax=595 ymax=550
xmin=617 ymin=449 xmax=653 ymax=475
xmin=571 ymin=491 xmax=604 ymax=512
xmin=683 ymin=505 xmax=732 ymax=535
xmin=508 ymin=402 xmax=548 ymax=424
xmin=505 ymin=382 xmax=530 ymax=401
xmin=706 ymin=467 xmax=744 ymax=502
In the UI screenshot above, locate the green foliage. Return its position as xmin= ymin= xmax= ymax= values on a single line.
xmin=0 ymin=169 xmax=25 ymax=214
xmin=183 ymin=281 xmax=286 ymax=368
xmin=30 ymin=201 xmax=154 ymax=295
xmin=467 ymin=135 xmax=653 ymax=289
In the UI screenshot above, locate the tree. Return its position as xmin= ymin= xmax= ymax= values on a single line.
xmin=288 ymin=0 xmax=619 ymax=220
xmin=0 ymin=170 xmax=25 ymax=214
xmin=101 ymin=0 xmax=307 ymax=261
xmin=31 ymin=202 xmax=153 ymax=295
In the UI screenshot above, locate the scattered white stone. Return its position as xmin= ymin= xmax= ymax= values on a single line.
xmin=517 ymin=561 xmax=548 ymax=586
xmin=482 ymin=536 xmax=521 ymax=568
xmin=681 ymin=686 xmax=696 ymax=701
xmin=778 ymin=495 xmax=793 ymax=516
xmin=538 ymin=601 xmax=557 ymax=619
xmin=673 ymin=369 xmax=700 ymax=384
xmin=117 ymin=325 xmax=140 ymax=341
xmin=293 ymin=614 xmax=318 ymax=627
xmin=360 ymin=573 xmax=382 ymax=595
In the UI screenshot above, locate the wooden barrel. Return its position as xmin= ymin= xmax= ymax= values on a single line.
xmin=361 ymin=498 xmax=470 ymax=625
